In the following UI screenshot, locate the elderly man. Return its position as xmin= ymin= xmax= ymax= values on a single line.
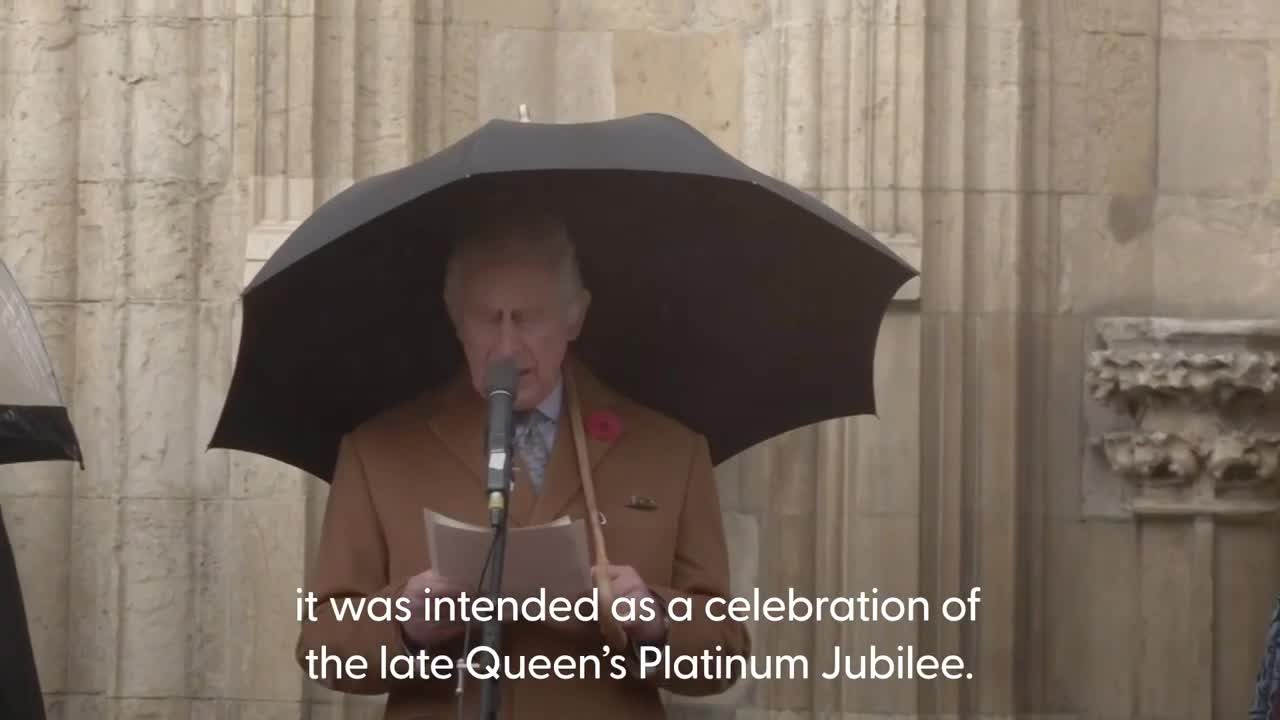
xmin=296 ymin=204 xmax=750 ymax=719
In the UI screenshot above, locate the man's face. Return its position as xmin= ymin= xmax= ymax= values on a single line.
xmin=453 ymin=257 xmax=587 ymax=410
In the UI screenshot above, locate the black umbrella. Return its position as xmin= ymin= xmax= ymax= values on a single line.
xmin=0 ymin=258 xmax=81 ymax=720
xmin=209 ymin=112 xmax=916 ymax=481
xmin=0 ymin=261 xmax=82 ymax=467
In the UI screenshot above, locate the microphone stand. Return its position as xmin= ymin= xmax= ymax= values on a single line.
xmin=479 ymin=380 xmax=515 ymax=720
xmin=478 ymin=465 xmax=511 ymax=719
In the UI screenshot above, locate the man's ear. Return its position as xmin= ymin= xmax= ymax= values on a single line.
xmin=567 ymin=290 xmax=590 ymax=339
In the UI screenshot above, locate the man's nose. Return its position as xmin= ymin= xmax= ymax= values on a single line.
xmin=495 ymin=318 xmax=518 ymax=356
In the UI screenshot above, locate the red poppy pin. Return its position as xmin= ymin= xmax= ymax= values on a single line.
xmin=586 ymin=410 xmax=622 ymax=443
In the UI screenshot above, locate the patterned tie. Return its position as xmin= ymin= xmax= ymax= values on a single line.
xmin=514 ymin=409 xmax=552 ymax=494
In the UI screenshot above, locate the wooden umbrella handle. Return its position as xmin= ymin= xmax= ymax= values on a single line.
xmin=564 ymin=370 xmax=628 ymax=650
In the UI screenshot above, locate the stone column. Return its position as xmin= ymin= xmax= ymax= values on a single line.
xmin=0 ymin=2 xmax=244 ymax=718
xmin=0 ymin=3 xmax=81 ymax=718
xmin=917 ymin=0 xmax=1042 ymax=715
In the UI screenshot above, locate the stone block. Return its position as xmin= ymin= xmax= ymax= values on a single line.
xmin=735 ymin=442 xmax=772 ymax=516
xmin=1057 ymin=193 xmax=1155 ymax=315
xmin=1077 ymin=522 xmax=1140 ymax=719
xmin=712 ymin=451 xmax=743 ymax=511
xmin=1050 ymin=32 xmax=1157 ymax=194
xmin=722 ymin=511 xmax=760 ymax=599
xmin=220 ymin=700 xmax=316 ymax=719
xmin=123 ymin=303 xmax=199 ymax=497
xmin=613 ymin=30 xmax=743 ymax=158
xmin=558 ymin=0 xmax=694 ymax=32
xmin=228 ymin=499 xmax=309 ymax=701
xmin=70 ymin=25 xmax=129 ymax=180
xmin=1042 ymin=315 xmax=1087 ymax=520
xmin=354 ymin=15 xmax=415 ymax=175
xmin=190 ymin=500 xmax=231 ymax=697
xmin=1137 ymin=521 xmax=1199 ymax=718
xmin=967 ymin=192 xmax=1024 ymax=313
xmin=690 ymin=0 xmax=769 ymax=32
xmin=194 ymin=302 xmax=236 ymax=497
xmin=450 ymin=0 xmax=556 ymax=29
xmin=753 ymin=514 xmax=815 ymax=711
xmin=76 ymin=0 xmax=128 ymax=28
xmin=895 ymin=20 xmax=926 ymax=192
xmin=477 ymin=29 xmax=555 ymax=123
xmin=110 ymin=698 xmax=195 ymax=719
xmin=768 ymin=426 xmax=816 ymax=517
xmin=4 ymin=73 xmax=75 ymax=183
xmin=230 ymin=454 xmax=310 ymax=501
xmin=1039 ymin=518 xmax=1086 ymax=710
xmin=1151 ymin=195 xmax=1280 ymax=317
xmin=852 ymin=312 xmax=921 ymax=517
xmin=779 ymin=24 xmax=819 ymax=189
xmin=117 ymin=498 xmax=194 ymax=696
xmin=1273 ymin=40 xmax=1280 ymax=196
xmin=1 ymin=181 xmax=78 ymax=301
xmin=923 ymin=17 xmax=966 ymax=189
xmin=741 ymin=28 xmax=782 ymax=176
xmin=1216 ymin=523 xmax=1280 ymax=717
xmin=192 ymin=19 xmax=236 ymax=183
xmin=50 ymin=696 xmax=110 ymax=720
xmin=70 ymin=302 xmax=125 ymax=499
xmin=65 ymin=498 xmax=119 ymax=694
xmin=920 ymin=190 xmax=964 ymax=313
xmin=131 ymin=0 xmax=203 ymax=19
xmin=442 ymin=23 xmax=479 ymax=146
xmin=1061 ymin=0 xmax=1160 ymax=35
xmin=1159 ymin=40 xmax=1271 ymax=195
xmin=553 ymin=31 xmax=616 ymax=121
xmin=199 ymin=186 xmax=248 ymax=301
xmin=767 ymin=0 xmax=824 ymax=28
xmin=844 ymin=515 xmax=920 ymax=715
xmin=127 ymin=181 xmax=201 ymax=300
xmin=128 ymin=22 xmax=205 ymax=181
xmin=74 ymin=180 xmax=130 ymax=301
xmin=1162 ymin=0 xmax=1280 ymax=40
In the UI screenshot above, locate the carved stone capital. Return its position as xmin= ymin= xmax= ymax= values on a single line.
xmin=1081 ymin=317 xmax=1280 ymax=520
xmin=1093 ymin=431 xmax=1201 ymax=487
xmin=1086 ymin=348 xmax=1279 ymax=409
xmin=1204 ymin=431 xmax=1280 ymax=490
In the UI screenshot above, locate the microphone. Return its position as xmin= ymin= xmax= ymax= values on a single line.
xmin=484 ymin=359 xmax=518 ymax=521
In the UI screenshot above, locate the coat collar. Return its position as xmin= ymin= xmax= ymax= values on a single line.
xmin=422 ymin=352 xmax=626 ymax=527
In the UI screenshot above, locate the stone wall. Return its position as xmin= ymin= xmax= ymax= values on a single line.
xmin=0 ymin=2 xmax=1275 ymax=719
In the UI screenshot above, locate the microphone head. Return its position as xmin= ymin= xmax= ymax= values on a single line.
xmin=485 ymin=358 xmax=518 ymax=396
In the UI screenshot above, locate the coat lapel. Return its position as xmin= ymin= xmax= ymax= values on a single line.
xmin=425 ymin=370 xmax=543 ymax=526
xmin=423 ymin=370 xmax=486 ymax=484
xmin=422 ymin=356 xmax=627 ymax=528
xmin=527 ymin=355 xmax=627 ymax=526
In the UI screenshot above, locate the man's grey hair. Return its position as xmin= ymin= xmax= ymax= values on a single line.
xmin=442 ymin=204 xmax=586 ymax=322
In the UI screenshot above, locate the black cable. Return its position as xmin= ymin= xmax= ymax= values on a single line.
xmin=456 ymin=519 xmax=505 ymax=720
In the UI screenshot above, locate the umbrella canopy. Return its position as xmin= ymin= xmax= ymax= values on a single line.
xmin=0 ymin=260 xmax=81 ymax=467
xmin=0 ymin=258 xmax=80 ymax=720
xmin=209 ymin=112 xmax=917 ymax=481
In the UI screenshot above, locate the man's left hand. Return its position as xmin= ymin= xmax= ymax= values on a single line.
xmin=597 ymin=564 xmax=667 ymax=644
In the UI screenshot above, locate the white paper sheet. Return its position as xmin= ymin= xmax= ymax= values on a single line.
xmin=424 ymin=509 xmax=593 ymax=600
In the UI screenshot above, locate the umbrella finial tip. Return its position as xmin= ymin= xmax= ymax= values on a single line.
xmin=518 ymin=104 xmax=531 ymax=122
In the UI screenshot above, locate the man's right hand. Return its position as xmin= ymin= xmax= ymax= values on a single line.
xmin=398 ymin=569 xmax=466 ymax=650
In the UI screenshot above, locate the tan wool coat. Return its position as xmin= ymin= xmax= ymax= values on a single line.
xmin=296 ymin=355 xmax=751 ymax=719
